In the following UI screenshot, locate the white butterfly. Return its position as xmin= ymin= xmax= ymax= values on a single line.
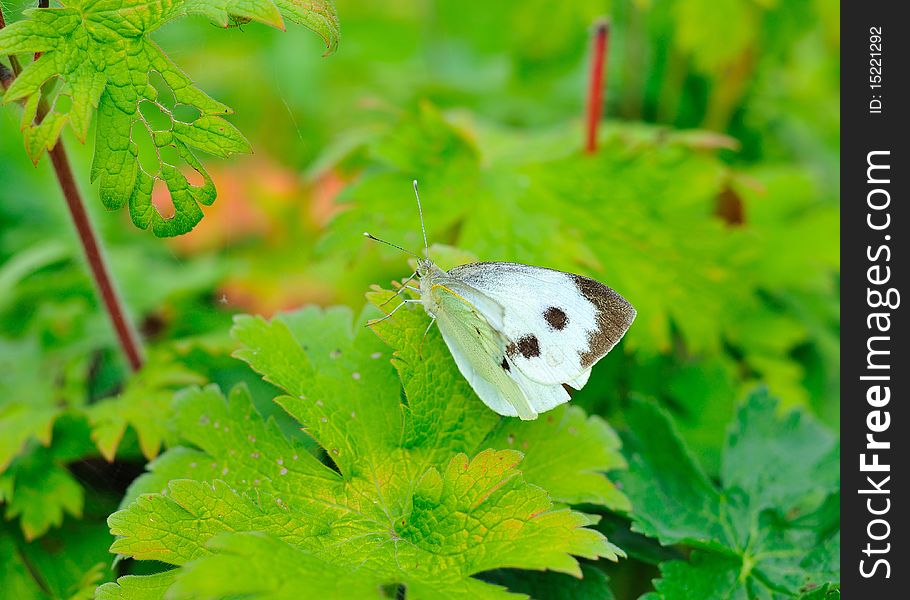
xmin=367 ymin=181 xmax=636 ymax=420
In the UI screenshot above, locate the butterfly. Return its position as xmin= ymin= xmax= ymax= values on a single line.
xmin=366 ymin=181 xmax=636 ymax=420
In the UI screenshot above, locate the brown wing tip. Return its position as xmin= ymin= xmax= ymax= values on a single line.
xmin=572 ymin=274 xmax=636 ymax=367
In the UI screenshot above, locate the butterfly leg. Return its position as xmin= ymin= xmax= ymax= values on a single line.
xmin=367 ymin=299 xmax=420 ymax=326
xmin=417 ymin=316 xmax=437 ymax=358
xmin=380 ymin=271 xmax=419 ymax=307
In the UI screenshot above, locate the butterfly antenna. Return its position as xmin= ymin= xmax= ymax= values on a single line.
xmin=363 ymin=232 xmax=421 ymax=259
xmin=413 ymin=179 xmax=429 ymax=258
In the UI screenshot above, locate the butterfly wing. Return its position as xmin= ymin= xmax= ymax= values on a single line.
xmin=443 ymin=262 xmax=635 ymax=387
xmin=430 ymin=282 xmax=569 ymax=420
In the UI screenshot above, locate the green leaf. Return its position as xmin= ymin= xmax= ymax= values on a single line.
xmin=322 ymin=106 xmax=751 ymax=356
xmin=365 ymin=290 xmax=629 ymax=510
xmin=799 ymin=583 xmax=840 ymax=600
xmin=480 ymin=564 xmax=616 ymax=600
xmin=619 ymin=390 xmax=840 ymax=598
xmin=0 ymin=0 xmax=340 ymax=236
xmin=483 ymin=406 xmax=630 ymax=510
xmin=167 ymin=532 xmax=383 ymax=599
xmin=0 ymin=338 xmax=61 ymax=473
xmin=1 ymin=518 xmax=113 ymax=598
xmin=273 ymin=0 xmax=341 ymax=55
xmin=87 ymin=355 xmax=205 ymax=461
xmin=96 ymin=571 xmax=177 ymax=600
xmin=0 ymin=395 xmax=121 ymax=542
xmin=0 ymin=528 xmax=46 ymax=599
xmin=107 ymin=304 xmax=627 ymax=598
xmin=0 ymin=450 xmax=83 ymax=540
xmin=671 ymin=0 xmax=761 ymax=76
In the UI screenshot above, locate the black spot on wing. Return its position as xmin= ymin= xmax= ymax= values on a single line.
xmin=572 ymin=274 xmax=636 ymax=368
xmin=506 ymin=335 xmax=540 ymax=360
xmin=544 ymin=306 xmax=568 ymax=330
xmin=500 ymin=357 xmax=510 ymax=371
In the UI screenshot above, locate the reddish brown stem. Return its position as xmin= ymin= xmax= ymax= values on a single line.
xmin=2 ymin=7 xmax=144 ymax=372
xmin=47 ymin=143 xmax=145 ymax=371
xmin=585 ymin=20 xmax=610 ymax=154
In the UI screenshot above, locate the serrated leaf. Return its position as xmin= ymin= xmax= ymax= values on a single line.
xmin=0 ymin=0 xmax=340 ymax=236
xmin=1 ymin=414 xmax=99 ymax=541
xmin=107 ymin=304 xmax=627 ymax=598
xmin=0 ymin=338 xmax=61 ymax=473
xmin=365 ymin=289 xmax=629 ymax=509
xmin=167 ymin=532 xmax=383 ymax=599
xmin=96 ymin=572 xmax=178 ymax=600
xmin=274 ymin=0 xmax=341 ymax=55
xmin=87 ymin=356 xmax=205 ymax=461
xmin=0 ymin=451 xmax=83 ymax=540
xmin=483 ymin=406 xmax=629 ymax=510
xmin=108 ymin=390 xmax=613 ymax=597
xmin=619 ymin=390 xmax=840 ymax=598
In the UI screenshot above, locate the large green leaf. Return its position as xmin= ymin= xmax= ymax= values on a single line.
xmin=619 ymin=391 xmax=840 ymax=598
xmin=103 ymin=303 xmax=627 ymax=598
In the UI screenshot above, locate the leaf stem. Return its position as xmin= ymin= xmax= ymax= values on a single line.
xmin=2 ymin=8 xmax=144 ymax=372
xmin=585 ymin=19 xmax=610 ymax=154
xmin=47 ymin=140 xmax=145 ymax=371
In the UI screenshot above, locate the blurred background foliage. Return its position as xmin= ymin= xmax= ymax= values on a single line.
xmin=1 ymin=0 xmax=838 ymax=597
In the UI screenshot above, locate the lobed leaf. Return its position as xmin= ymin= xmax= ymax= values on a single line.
xmin=167 ymin=532 xmax=382 ymax=599
xmin=619 ymin=390 xmax=840 ymax=597
xmin=86 ymin=355 xmax=205 ymax=461
xmin=0 ymin=414 xmax=99 ymax=540
xmin=107 ymin=303 xmax=628 ymax=598
xmin=0 ymin=338 xmax=61 ymax=473
xmin=0 ymin=454 xmax=83 ymax=541
xmin=0 ymin=0 xmax=340 ymax=236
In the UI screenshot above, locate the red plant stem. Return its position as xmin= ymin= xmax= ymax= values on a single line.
xmin=585 ymin=20 xmax=610 ymax=154
xmin=2 ymin=3 xmax=143 ymax=372
xmin=47 ymin=144 xmax=145 ymax=372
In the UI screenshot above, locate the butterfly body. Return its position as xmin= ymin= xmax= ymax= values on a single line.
xmin=414 ymin=257 xmax=635 ymax=420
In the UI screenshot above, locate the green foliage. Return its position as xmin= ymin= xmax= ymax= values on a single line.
xmin=619 ymin=390 xmax=839 ymax=598
xmin=87 ymin=356 xmax=205 ymax=461
xmin=324 ymin=106 xmax=739 ymax=355
xmin=480 ymin=564 xmax=616 ymax=600
xmin=0 ymin=338 xmax=60 ymax=472
xmin=1 ymin=445 xmax=84 ymax=541
xmin=318 ymin=104 xmax=839 ymax=454
xmin=102 ymin=302 xmax=628 ymax=598
xmin=1 ymin=1 xmax=840 ymax=597
xmin=322 ymin=105 xmax=836 ymax=371
xmin=0 ymin=343 xmax=202 ymax=539
xmin=1 ymin=518 xmax=114 ymax=598
xmin=0 ymin=0 xmax=339 ymax=236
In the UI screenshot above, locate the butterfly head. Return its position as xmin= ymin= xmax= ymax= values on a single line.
xmin=363 ymin=179 xmax=436 ymax=273
xmin=416 ymin=257 xmax=438 ymax=279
